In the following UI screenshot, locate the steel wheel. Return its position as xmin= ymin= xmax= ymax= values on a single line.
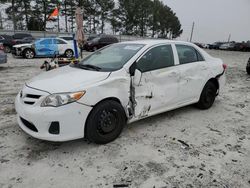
xmin=85 ymin=100 xmax=126 ymax=144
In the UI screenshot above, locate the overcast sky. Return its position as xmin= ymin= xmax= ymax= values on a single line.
xmin=163 ymin=0 xmax=250 ymax=43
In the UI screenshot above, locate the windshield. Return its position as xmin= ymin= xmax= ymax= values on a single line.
xmin=75 ymin=43 xmax=145 ymax=71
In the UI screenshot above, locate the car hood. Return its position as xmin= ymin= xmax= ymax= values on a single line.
xmin=26 ymin=66 xmax=111 ymax=93
xmin=13 ymin=43 xmax=32 ymax=48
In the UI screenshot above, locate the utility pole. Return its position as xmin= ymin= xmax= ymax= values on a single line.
xmin=189 ymin=22 xmax=195 ymax=42
xmin=57 ymin=3 xmax=60 ymax=33
xmin=227 ymin=34 xmax=231 ymax=43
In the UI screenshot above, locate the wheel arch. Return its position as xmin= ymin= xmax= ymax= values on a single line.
xmin=207 ymin=77 xmax=219 ymax=90
xmin=84 ymin=97 xmax=128 ymax=138
xmin=23 ymin=47 xmax=36 ymax=57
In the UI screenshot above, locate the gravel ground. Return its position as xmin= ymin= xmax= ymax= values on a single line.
xmin=0 ymin=50 xmax=250 ymax=188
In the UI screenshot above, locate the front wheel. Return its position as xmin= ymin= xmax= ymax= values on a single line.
xmin=24 ymin=49 xmax=35 ymax=59
xmin=196 ymin=82 xmax=217 ymax=110
xmin=247 ymin=66 xmax=250 ymax=75
xmin=85 ymin=100 xmax=126 ymax=144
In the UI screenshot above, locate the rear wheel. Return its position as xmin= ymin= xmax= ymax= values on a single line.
xmin=24 ymin=49 xmax=35 ymax=59
xmin=85 ymin=100 xmax=126 ymax=144
xmin=4 ymin=46 xmax=11 ymax=53
xmin=196 ymin=81 xmax=217 ymax=110
xmin=65 ymin=49 xmax=74 ymax=58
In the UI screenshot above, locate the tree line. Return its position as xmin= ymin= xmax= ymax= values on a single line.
xmin=0 ymin=0 xmax=183 ymax=38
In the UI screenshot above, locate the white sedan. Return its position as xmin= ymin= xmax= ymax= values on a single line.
xmin=15 ymin=40 xmax=226 ymax=144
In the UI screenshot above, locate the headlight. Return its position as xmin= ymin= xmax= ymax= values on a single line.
xmin=41 ymin=91 xmax=85 ymax=107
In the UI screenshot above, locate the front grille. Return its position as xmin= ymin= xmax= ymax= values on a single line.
xmin=24 ymin=101 xmax=35 ymax=105
xmin=20 ymin=117 xmax=38 ymax=132
xmin=21 ymin=92 xmax=42 ymax=105
xmin=26 ymin=94 xmax=41 ymax=99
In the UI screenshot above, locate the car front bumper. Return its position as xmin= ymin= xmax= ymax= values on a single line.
xmin=12 ymin=47 xmax=23 ymax=56
xmin=15 ymin=86 xmax=92 ymax=142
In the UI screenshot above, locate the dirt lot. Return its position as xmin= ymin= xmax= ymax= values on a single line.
xmin=0 ymin=50 xmax=250 ymax=188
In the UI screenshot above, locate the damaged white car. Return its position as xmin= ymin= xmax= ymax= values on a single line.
xmin=15 ymin=40 xmax=226 ymax=144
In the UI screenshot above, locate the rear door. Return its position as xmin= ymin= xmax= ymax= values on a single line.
xmin=53 ymin=39 xmax=67 ymax=55
xmin=174 ymin=44 xmax=208 ymax=103
xmin=134 ymin=44 xmax=180 ymax=118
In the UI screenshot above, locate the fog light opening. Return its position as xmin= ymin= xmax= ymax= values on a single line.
xmin=49 ymin=122 xmax=60 ymax=135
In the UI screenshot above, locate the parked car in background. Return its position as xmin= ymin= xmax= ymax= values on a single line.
xmin=12 ymin=38 xmax=76 ymax=59
xmin=0 ymin=43 xmax=7 ymax=64
xmin=194 ymin=43 xmax=204 ymax=48
xmin=219 ymin=42 xmax=235 ymax=50
xmin=15 ymin=37 xmax=36 ymax=45
xmin=84 ymin=35 xmax=119 ymax=51
xmin=12 ymin=33 xmax=32 ymax=40
xmin=209 ymin=42 xmax=224 ymax=49
xmin=15 ymin=40 xmax=226 ymax=144
xmin=0 ymin=33 xmax=33 ymax=53
xmin=0 ymin=34 xmax=13 ymax=53
xmin=87 ymin=34 xmax=100 ymax=41
xmin=247 ymin=58 xmax=250 ymax=75
xmin=12 ymin=33 xmax=33 ymax=46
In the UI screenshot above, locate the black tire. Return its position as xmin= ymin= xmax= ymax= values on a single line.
xmin=196 ymin=81 xmax=217 ymax=110
xmin=24 ymin=49 xmax=35 ymax=59
xmin=65 ymin=49 xmax=74 ymax=58
xmin=85 ymin=100 xmax=126 ymax=144
xmin=247 ymin=66 xmax=250 ymax=75
xmin=4 ymin=45 xmax=11 ymax=53
xmin=45 ymin=63 xmax=51 ymax=71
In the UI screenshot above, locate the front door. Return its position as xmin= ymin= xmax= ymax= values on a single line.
xmin=35 ymin=39 xmax=56 ymax=57
xmin=133 ymin=44 xmax=180 ymax=118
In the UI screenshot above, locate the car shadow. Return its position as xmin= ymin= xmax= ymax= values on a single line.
xmin=23 ymin=105 xmax=198 ymax=157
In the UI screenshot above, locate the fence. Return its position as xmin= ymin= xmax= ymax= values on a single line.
xmin=0 ymin=29 xmax=151 ymax=42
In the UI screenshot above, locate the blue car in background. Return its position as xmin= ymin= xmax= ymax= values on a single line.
xmin=12 ymin=38 xmax=76 ymax=59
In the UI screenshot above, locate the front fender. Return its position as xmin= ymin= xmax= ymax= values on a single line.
xmin=78 ymin=75 xmax=131 ymax=109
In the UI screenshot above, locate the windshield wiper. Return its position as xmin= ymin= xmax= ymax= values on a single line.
xmin=77 ymin=64 xmax=102 ymax=71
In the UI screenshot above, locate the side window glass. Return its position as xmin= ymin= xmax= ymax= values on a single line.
xmin=196 ymin=50 xmax=205 ymax=61
xmin=40 ymin=39 xmax=52 ymax=45
xmin=137 ymin=45 xmax=175 ymax=72
xmin=55 ymin=39 xmax=67 ymax=44
xmin=176 ymin=45 xmax=199 ymax=64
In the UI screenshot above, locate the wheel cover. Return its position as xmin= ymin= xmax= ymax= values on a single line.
xmin=66 ymin=51 xmax=73 ymax=57
xmin=97 ymin=109 xmax=118 ymax=135
xmin=26 ymin=50 xmax=34 ymax=58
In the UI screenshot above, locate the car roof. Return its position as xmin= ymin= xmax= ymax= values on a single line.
xmin=120 ymin=39 xmax=195 ymax=46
